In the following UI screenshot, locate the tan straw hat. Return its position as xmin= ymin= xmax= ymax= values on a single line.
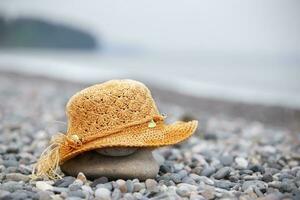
xmin=33 ymin=79 xmax=198 ymax=179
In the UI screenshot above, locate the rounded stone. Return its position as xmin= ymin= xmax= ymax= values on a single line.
xmin=54 ymin=176 xmax=75 ymax=187
xmin=116 ymin=179 xmax=127 ymax=193
xmin=91 ymin=177 xmax=109 ymax=187
xmin=133 ymin=182 xmax=145 ymax=192
xmin=176 ymin=185 xmax=191 ymax=197
xmin=96 ymin=147 xmax=138 ymax=157
xmin=262 ymin=173 xmax=273 ymax=183
xmin=214 ymin=167 xmax=232 ymax=179
xmin=36 ymin=181 xmax=54 ymax=191
xmin=201 ymin=166 xmax=216 ymax=177
xmin=219 ymin=155 xmax=234 ymax=166
xmin=61 ymin=149 xmax=159 ymax=180
xmin=5 ymin=173 xmax=30 ymax=182
xmin=95 ymin=188 xmax=111 ymax=200
xmin=145 ymin=179 xmax=158 ymax=192
xmin=112 ymin=188 xmax=122 ymax=200
xmin=235 ymin=157 xmax=248 ymax=169
xmin=76 ymin=172 xmax=87 ymax=183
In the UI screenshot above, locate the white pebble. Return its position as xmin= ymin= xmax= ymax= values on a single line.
xmin=235 ymin=157 xmax=248 ymax=169
xmin=95 ymin=187 xmax=111 ymax=200
xmin=82 ymin=185 xmax=93 ymax=195
xmin=36 ymin=181 xmax=53 ymax=191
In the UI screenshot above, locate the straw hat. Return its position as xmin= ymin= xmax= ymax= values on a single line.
xmin=33 ymin=79 xmax=198 ymax=179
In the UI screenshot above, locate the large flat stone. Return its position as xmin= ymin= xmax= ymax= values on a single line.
xmin=61 ymin=149 xmax=159 ymax=180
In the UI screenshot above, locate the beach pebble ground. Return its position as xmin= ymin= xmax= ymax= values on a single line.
xmin=0 ymin=73 xmax=299 ymax=199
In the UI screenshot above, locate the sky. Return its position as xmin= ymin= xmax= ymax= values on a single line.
xmin=0 ymin=0 xmax=299 ymax=55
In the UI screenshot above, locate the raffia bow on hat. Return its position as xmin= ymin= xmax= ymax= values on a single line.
xmin=33 ymin=79 xmax=198 ymax=179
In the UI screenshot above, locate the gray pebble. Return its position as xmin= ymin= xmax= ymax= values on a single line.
xmin=278 ymin=172 xmax=294 ymax=181
xmin=111 ymin=188 xmax=122 ymax=200
xmin=37 ymin=191 xmax=52 ymax=200
xmin=190 ymin=193 xmax=206 ymax=200
xmin=262 ymin=173 xmax=273 ymax=182
xmin=126 ymin=180 xmax=134 ymax=193
xmin=170 ymin=173 xmax=182 ymax=183
xmin=182 ymin=176 xmax=196 ymax=185
xmin=268 ymin=181 xmax=282 ymax=189
xmin=242 ymin=180 xmax=267 ymax=192
xmin=97 ymin=183 xmax=113 ymax=191
xmin=3 ymin=160 xmax=18 ymax=168
xmin=214 ymin=180 xmax=236 ymax=190
xmin=243 ymin=174 xmax=262 ymax=180
xmin=173 ymin=163 xmax=184 ymax=172
xmin=254 ymin=186 xmax=264 ymax=197
xmin=5 ymin=173 xmax=30 ymax=182
xmin=280 ymin=181 xmax=296 ymax=192
xmin=219 ymin=155 xmax=234 ymax=166
xmin=133 ymin=182 xmax=145 ymax=192
xmin=201 ymin=166 xmax=215 ymax=177
xmin=10 ymin=190 xmax=29 ymax=200
xmin=6 ymin=146 xmax=19 ymax=154
xmin=196 ymin=176 xmax=214 ymax=185
xmin=6 ymin=166 xmax=18 ymax=173
xmin=82 ymin=185 xmax=93 ymax=196
xmin=248 ymin=165 xmax=265 ymax=174
xmin=295 ymin=177 xmax=300 ymax=187
xmin=200 ymin=188 xmax=215 ymax=200
xmin=190 ymin=164 xmax=200 ymax=172
xmin=68 ymin=190 xmax=86 ymax=198
xmin=133 ymin=192 xmax=143 ymax=199
xmin=214 ymin=167 xmax=232 ymax=179
xmin=239 ymin=169 xmax=253 ymax=175
xmin=68 ymin=182 xmax=82 ymax=191
xmin=123 ymin=193 xmax=135 ymax=200
xmin=91 ymin=177 xmax=109 ymax=187
xmin=176 ymin=185 xmax=191 ymax=197
xmin=0 ymin=165 xmax=5 ymax=173
xmin=54 ymin=176 xmax=75 ymax=187
xmin=159 ymin=164 xmax=173 ymax=173
xmin=177 ymin=170 xmax=188 ymax=179
xmin=292 ymin=190 xmax=300 ymax=200
xmin=1 ymin=181 xmax=23 ymax=192
xmin=265 ymin=167 xmax=279 ymax=175
xmin=0 ymin=190 xmax=11 ymax=200
xmin=52 ymin=187 xmax=68 ymax=193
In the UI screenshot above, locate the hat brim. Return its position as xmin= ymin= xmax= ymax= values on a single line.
xmin=59 ymin=120 xmax=198 ymax=163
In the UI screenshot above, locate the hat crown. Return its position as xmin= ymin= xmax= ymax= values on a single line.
xmin=66 ymin=80 xmax=159 ymax=138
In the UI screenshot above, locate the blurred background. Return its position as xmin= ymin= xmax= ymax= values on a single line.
xmin=0 ymin=0 xmax=299 ymax=130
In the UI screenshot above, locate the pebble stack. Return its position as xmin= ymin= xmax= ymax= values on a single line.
xmin=0 ymin=73 xmax=299 ymax=200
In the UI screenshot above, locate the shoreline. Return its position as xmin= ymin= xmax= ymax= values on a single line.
xmin=2 ymin=70 xmax=300 ymax=133
xmin=1 ymin=50 xmax=299 ymax=110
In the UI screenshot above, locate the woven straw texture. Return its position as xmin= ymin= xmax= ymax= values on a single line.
xmin=34 ymin=79 xmax=198 ymax=179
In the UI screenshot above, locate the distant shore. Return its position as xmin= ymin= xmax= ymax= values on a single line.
xmin=1 ymin=49 xmax=300 ymax=109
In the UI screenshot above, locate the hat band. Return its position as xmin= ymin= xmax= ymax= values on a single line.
xmin=64 ymin=114 xmax=166 ymax=150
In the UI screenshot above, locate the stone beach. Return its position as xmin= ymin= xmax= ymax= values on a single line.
xmin=0 ymin=72 xmax=300 ymax=199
